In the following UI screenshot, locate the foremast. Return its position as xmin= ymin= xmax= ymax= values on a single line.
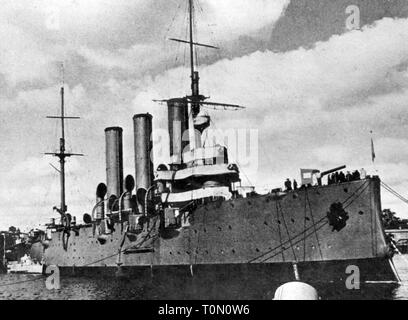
xmin=46 ymin=76 xmax=83 ymax=222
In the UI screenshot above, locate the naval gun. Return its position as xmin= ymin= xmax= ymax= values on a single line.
xmin=317 ymin=165 xmax=346 ymax=185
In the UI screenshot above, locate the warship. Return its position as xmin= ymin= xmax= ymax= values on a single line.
xmin=40 ymin=0 xmax=398 ymax=292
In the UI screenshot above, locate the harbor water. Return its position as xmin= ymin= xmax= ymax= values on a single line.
xmin=1 ymin=255 xmax=407 ymax=300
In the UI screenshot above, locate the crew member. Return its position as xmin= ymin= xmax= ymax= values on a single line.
xmin=284 ymin=178 xmax=292 ymax=191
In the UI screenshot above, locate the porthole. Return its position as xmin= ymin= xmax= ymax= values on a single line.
xmin=358 ymin=211 xmax=364 ymax=215
xmin=344 ymin=188 xmax=349 ymax=193
xmin=291 ymin=218 xmax=295 ymax=223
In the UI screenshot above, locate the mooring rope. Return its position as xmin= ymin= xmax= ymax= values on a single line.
xmin=248 ymin=180 xmax=371 ymax=264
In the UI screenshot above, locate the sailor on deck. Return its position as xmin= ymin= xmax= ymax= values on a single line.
xmin=285 ymin=179 xmax=292 ymax=191
xmin=360 ymin=168 xmax=367 ymax=179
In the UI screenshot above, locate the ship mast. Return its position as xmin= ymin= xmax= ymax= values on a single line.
xmin=46 ymin=68 xmax=83 ymax=218
xmin=155 ymin=0 xmax=245 ymax=150
xmin=189 ymin=0 xmax=195 ymax=96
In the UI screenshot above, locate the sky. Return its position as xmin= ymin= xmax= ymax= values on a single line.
xmin=0 ymin=0 xmax=408 ymax=230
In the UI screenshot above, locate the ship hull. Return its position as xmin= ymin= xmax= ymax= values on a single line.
xmin=55 ymin=257 xmax=397 ymax=299
xmin=44 ymin=177 xmax=398 ymax=290
xmin=57 ymin=257 xmax=395 ymax=282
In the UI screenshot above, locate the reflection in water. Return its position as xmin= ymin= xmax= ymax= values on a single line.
xmin=0 ymin=255 xmax=407 ymax=300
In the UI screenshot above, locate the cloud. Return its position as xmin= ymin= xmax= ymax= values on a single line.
xmin=0 ymin=23 xmax=57 ymax=87
xmin=2 ymin=3 xmax=408 ymax=229
xmin=129 ymin=17 xmax=408 ymax=217
xmin=196 ymin=0 xmax=290 ymax=42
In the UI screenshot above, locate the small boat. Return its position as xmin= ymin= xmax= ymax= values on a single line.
xmin=7 ymin=254 xmax=43 ymax=274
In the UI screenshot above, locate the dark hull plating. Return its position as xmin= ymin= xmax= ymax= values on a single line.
xmin=44 ymin=177 xmax=397 ymax=285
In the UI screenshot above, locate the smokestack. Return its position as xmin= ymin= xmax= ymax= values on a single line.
xmin=167 ymin=98 xmax=189 ymax=165
xmin=105 ymin=127 xmax=124 ymax=203
xmin=133 ymin=114 xmax=154 ymax=202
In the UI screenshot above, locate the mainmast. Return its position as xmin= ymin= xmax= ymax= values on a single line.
xmin=46 ymin=70 xmax=83 ymax=218
xmin=163 ymin=0 xmax=245 ymax=108
xmin=189 ymin=0 xmax=195 ymax=95
xmin=156 ymin=0 xmax=245 ymax=154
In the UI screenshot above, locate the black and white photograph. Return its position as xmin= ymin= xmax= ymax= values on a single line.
xmin=0 ymin=0 xmax=408 ymax=304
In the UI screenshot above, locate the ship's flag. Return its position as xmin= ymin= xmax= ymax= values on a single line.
xmin=371 ymin=137 xmax=376 ymax=163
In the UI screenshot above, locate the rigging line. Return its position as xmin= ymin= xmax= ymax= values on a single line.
xmin=381 ymin=182 xmax=408 ymax=205
xmin=381 ymin=183 xmax=405 ymax=201
xmin=183 ymin=5 xmax=189 ymax=64
xmin=384 ymin=190 xmax=408 ymax=205
xmin=164 ymin=1 xmax=183 ymax=38
xmin=276 ymin=200 xmax=297 ymax=262
xmin=196 ymin=0 xmax=204 ymax=13
xmin=277 ymin=201 xmax=298 ymax=262
xmin=340 ymin=180 xmax=370 ymax=208
xmin=193 ymin=3 xmax=200 ymax=69
xmin=275 ymin=199 xmax=285 ymax=262
xmin=305 ymin=188 xmax=323 ymax=260
xmin=174 ymin=0 xmax=188 ymax=66
xmin=235 ymin=161 xmax=253 ymax=186
xmin=248 ymin=214 xmax=327 ymax=263
xmin=248 ymin=182 xmax=370 ymax=264
xmin=382 ymin=182 xmax=407 ymax=199
xmin=259 ymin=220 xmax=329 ymax=263
xmin=303 ymin=192 xmax=307 ymax=262
xmin=382 ymin=181 xmax=407 ymax=199
xmin=251 ymin=218 xmax=328 ymax=264
xmin=343 ymin=182 xmax=371 ymax=210
xmin=83 ymin=221 xmax=157 ymax=267
xmin=382 ymin=186 xmax=407 ymax=202
xmin=195 ymin=0 xmax=221 ymax=63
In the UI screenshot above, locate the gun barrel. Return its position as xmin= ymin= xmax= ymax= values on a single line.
xmin=320 ymin=165 xmax=346 ymax=177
